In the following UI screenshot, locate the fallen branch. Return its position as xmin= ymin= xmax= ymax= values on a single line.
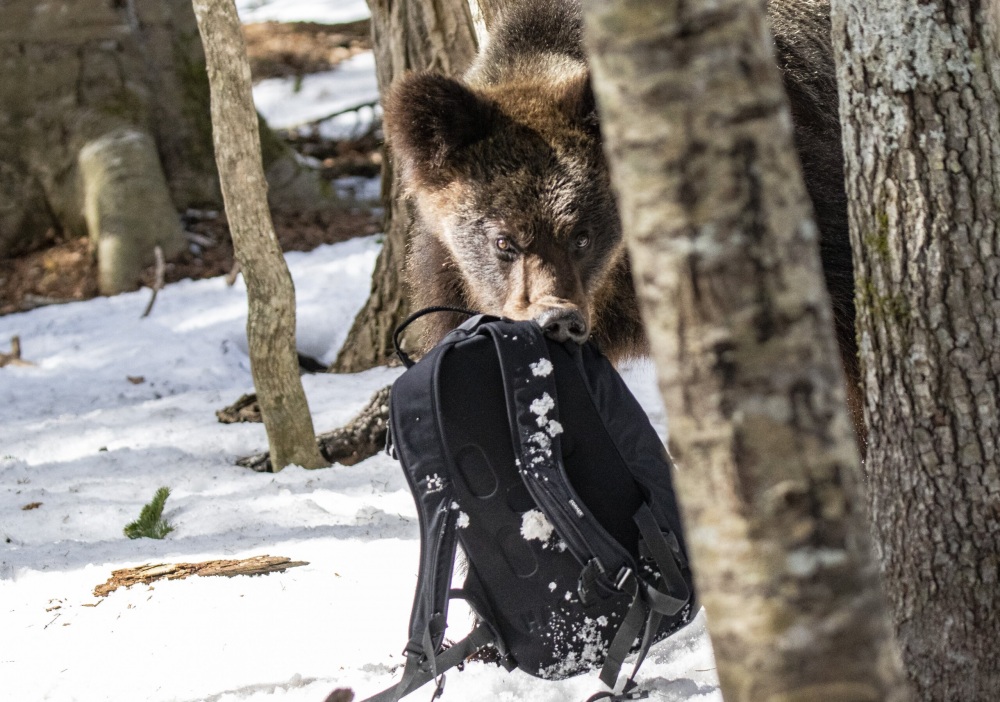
xmin=279 ymin=99 xmax=380 ymax=133
xmin=19 ymin=294 xmax=71 ymax=312
xmin=225 ymin=260 xmax=241 ymax=286
xmin=93 ymin=555 xmax=308 ymax=597
xmin=0 ymin=336 xmax=34 ymax=367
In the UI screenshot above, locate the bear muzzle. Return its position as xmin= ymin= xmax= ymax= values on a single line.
xmin=534 ymin=306 xmax=589 ymax=345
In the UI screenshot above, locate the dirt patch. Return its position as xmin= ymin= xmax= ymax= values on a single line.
xmin=243 ymin=20 xmax=371 ymax=82
xmin=0 ymin=237 xmax=98 ymax=315
xmin=0 ymin=207 xmax=381 ymax=316
xmin=163 ymin=206 xmax=381 ymax=286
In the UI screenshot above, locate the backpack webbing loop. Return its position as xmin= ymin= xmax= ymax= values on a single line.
xmin=362 ymin=624 xmax=495 ymax=702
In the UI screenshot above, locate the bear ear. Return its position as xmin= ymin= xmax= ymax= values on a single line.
xmin=384 ymin=72 xmax=498 ymax=189
xmin=558 ymin=71 xmax=600 ymax=133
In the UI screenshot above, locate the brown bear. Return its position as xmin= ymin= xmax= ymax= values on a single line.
xmin=383 ymin=0 xmax=854 ymax=379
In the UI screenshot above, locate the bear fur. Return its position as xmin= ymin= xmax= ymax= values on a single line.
xmin=384 ymin=0 xmax=853 ymax=376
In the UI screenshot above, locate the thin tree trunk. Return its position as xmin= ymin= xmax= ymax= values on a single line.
xmin=192 ymin=0 xmax=326 ymax=471
xmin=332 ymin=0 xmax=478 ymax=372
xmin=830 ymin=1 xmax=1000 ymax=697
xmin=580 ymin=0 xmax=908 ymax=699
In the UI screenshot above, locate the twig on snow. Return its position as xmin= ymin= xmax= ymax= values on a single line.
xmin=141 ymin=245 xmax=166 ymax=318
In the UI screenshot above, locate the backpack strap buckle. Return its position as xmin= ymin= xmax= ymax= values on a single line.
xmin=577 ymin=557 xmax=607 ymax=606
xmin=614 ymin=567 xmax=634 ymax=592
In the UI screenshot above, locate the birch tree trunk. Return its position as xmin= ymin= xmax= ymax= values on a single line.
xmin=580 ymin=0 xmax=908 ymax=699
xmin=332 ymin=0 xmax=477 ymax=372
xmin=192 ymin=0 xmax=326 ymax=471
xmin=830 ymin=1 xmax=1000 ymax=697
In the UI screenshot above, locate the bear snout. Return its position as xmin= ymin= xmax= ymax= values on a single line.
xmin=535 ymin=307 xmax=589 ymax=345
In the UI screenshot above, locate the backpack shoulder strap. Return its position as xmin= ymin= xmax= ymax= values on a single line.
xmin=381 ymin=340 xmax=487 ymax=696
xmin=479 ymin=320 xmax=633 ymax=584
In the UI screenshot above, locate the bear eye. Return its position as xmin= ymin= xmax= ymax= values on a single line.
xmin=495 ymin=236 xmax=517 ymax=257
xmin=574 ymin=232 xmax=591 ymax=250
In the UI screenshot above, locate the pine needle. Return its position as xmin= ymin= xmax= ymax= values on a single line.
xmin=124 ymin=487 xmax=175 ymax=540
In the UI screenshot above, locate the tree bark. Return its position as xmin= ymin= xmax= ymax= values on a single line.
xmin=332 ymin=0 xmax=478 ymax=372
xmin=830 ymin=1 xmax=1000 ymax=698
xmin=580 ymin=0 xmax=908 ymax=699
xmin=192 ymin=0 xmax=326 ymax=471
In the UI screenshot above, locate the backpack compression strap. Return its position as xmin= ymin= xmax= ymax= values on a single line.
xmin=597 ymin=503 xmax=691 ymax=692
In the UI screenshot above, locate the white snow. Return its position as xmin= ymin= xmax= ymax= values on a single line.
xmin=521 ymin=509 xmax=556 ymax=544
xmin=530 ymin=392 xmax=555 ymax=418
xmin=253 ymin=53 xmax=381 ymax=140
xmin=236 ymin=0 xmax=371 ymax=25
xmin=0 ymin=234 xmax=720 ymax=701
xmin=530 ymin=358 xmax=554 ymax=377
xmin=0 ymin=238 xmax=721 ymax=700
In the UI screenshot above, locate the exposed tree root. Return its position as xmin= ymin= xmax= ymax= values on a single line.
xmin=235 ymin=385 xmax=391 ymax=472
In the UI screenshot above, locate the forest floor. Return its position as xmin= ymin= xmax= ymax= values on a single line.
xmin=0 ymin=18 xmax=380 ymax=317
xmin=2 ymin=3 xmax=722 ymax=699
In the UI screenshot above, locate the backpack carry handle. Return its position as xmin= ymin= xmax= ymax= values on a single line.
xmin=392 ymin=306 xmax=482 ymax=367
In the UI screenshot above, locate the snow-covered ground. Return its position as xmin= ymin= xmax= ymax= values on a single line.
xmin=253 ymin=53 xmax=381 ymax=141
xmin=236 ymin=0 xmax=370 ymax=25
xmin=2 ymin=2 xmax=720 ymax=700
xmin=0 ymin=235 xmax=719 ymax=702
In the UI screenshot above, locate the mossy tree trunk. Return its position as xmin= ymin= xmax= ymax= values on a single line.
xmin=830 ymin=1 xmax=1000 ymax=697
xmin=580 ymin=0 xmax=909 ymax=699
xmin=193 ymin=0 xmax=326 ymax=472
xmin=332 ymin=0 xmax=478 ymax=372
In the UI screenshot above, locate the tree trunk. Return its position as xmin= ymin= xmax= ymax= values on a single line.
xmin=580 ymin=0 xmax=908 ymax=699
xmin=193 ymin=0 xmax=326 ymax=472
xmin=332 ymin=0 xmax=478 ymax=372
xmin=830 ymin=1 xmax=1000 ymax=698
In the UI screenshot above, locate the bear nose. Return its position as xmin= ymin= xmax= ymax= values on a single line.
xmin=535 ymin=307 xmax=589 ymax=345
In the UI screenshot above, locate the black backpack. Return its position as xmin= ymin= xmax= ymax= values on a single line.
xmin=363 ymin=312 xmax=696 ymax=702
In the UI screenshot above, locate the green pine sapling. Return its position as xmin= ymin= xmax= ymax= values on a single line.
xmin=124 ymin=487 xmax=175 ymax=539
